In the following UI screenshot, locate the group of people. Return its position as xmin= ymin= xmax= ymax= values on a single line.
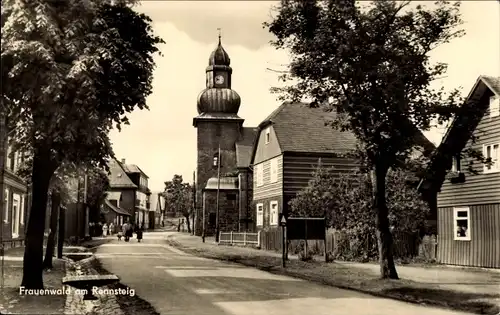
xmin=89 ymin=221 xmax=144 ymax=242
xmin=118 ymin=222 xmax=144 ymax=242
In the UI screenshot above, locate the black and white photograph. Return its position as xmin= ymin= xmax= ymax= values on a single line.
xmin=1 ymin=0 xmax=499 ymax=314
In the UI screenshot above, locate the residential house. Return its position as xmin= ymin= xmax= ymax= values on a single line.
xmin=423 ymin=75 xmax=500 ymax=268
xmin=120 ymin=160 xmax=152 ymax=228
xmin=103 ymin=158 xmax=134 ymax=226
xmin=193 ymin=36 xmax=257 ymax=236
xmin=1 ymin=128 xmax=28 ymax=248
xmin=250 ymin=102 xmax=359 ymax=231
xmin=149 ymin=192 xmax=165 ymax=228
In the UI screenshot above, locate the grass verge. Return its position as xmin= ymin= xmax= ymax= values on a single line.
xmin=89 ymin=258 xmax=161 ymax=315
xmin=166 ymin=237 xmax=500 ymax=315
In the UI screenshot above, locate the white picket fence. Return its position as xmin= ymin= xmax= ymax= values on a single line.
xmin=219 ymin=231 xmax=261 ymax=247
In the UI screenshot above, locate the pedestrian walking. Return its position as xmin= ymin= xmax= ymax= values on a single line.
xmin=136 ymin=225 xmax=143 ymax=243
xmin=109 ymin=222 xmax=115 ymax=235
xmin=122 ymin=223 xmax=129 ymax=242
xmin=102 ymin=223 xmax=108 ymax=237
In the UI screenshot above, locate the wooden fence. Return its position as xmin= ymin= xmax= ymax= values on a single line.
xmin=219 ymin=231 xmax=260 ymax=247
xmin=259 ymin=228 xmax=438 ymax=261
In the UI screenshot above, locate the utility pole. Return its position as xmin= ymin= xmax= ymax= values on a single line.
xmin=215 ymin=144 xmax=221 ymax=243
xmin=0 ymin=110 xmax=7 ymax=290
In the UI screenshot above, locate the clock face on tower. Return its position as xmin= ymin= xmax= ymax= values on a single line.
xmin=215 ymin=75 xmax=225 ymax=85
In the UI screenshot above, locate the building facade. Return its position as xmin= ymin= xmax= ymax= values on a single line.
xmin=104 ymin=158 xmax=135 ymax=226
xmin=120 ymin=160 xmax=152 ymax=228
xmin=436 ymin=75 xmax=500 ymax=268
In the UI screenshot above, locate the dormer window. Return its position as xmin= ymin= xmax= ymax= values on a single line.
xmin=451 ymin=155 xmax=461 ymax=172
xmin=490 ymin=96 xmax=499 ymax=118
xmin=265 ymin=128 xmax=270 ymax=144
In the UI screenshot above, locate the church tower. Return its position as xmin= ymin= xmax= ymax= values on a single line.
xmin=193 ymin=35 xmax=244 ymax=236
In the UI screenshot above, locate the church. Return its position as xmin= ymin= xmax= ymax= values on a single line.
xmin=193 ymin=35 xmax=257 ymax=237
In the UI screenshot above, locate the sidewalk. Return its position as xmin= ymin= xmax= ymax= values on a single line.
xmin=166 ymin=232 xmax=500 ymax=315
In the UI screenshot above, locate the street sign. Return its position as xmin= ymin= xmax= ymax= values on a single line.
xmin=280 ymin=215 xmax=287 ymax=226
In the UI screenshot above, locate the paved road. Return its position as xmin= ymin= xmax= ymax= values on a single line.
xmin=95 ymin=232 xmax=471 ymax=315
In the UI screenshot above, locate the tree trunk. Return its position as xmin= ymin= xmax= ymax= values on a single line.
xmin=371 ymin=162 xmax=399 ymax=279
xmin=184 ymin=214 xmax=191 ymax=233
xmin=43 ymin=192 xmax=60 ymax=270
xmin=21 ymin=149 xmax=57 ymax=289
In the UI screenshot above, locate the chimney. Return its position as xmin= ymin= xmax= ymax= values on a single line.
xmin=121 ymin=158 xmax=126 ymax=164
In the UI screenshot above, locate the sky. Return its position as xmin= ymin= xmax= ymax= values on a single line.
xmin=109 ymin=0 xmax=500 ymax=193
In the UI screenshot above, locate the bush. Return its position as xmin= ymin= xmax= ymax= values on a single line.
xmin=290 ymin=166 xmax=429 ymax=261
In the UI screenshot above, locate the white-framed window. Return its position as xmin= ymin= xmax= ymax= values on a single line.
xmin=256 ymin=164 xmax=264 ymax=187
xmin=3 ymin=188 xmax=9 ymax=223
xmin=20 ymin=195 xmax=25 ymax=225
xmin=453 ymin=207 xmax=471 ymax=241
xmin=269 ymin=201 xmax=278 ymax=226
xmin=256 ymin=203 xmax=264 ymax=226
xmin=6 ymin=145 xmax=12 ymax=171
xmin=451 ymin=155 xmax=461 ymax=172
xmin=12 ymin=193 xmax=20 ymax=238
xmin=483 ymin=144 xmax=499 ymax=173
xmin=265 ymin=128 xmax=270 ymax=144
xmin=490 ymin=96 xmax=499 ymax=118
xmin=270 ymin=158 xmax=278 ymax=183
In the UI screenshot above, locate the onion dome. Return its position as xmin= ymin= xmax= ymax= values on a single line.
xmin=209 ymin=35 xmax=230 ymax=66
xmin=197 ymin=88 xmax=241 ymax=114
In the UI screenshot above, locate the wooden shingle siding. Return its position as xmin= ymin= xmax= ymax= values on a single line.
xmin=437 ymin=204 xmax=500 ymax=268
xmin=438 ymin=94 xmax=500 ymax=208
xmin=254 ymin=155 xmax=283 ymax=200
xmin=283 ymin=155 xmax=358 ymax=195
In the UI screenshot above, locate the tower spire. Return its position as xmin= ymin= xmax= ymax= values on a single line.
xmin=217 ymin=28 xmax=222 ymax=45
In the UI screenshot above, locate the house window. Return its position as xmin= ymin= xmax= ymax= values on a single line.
xmin=256 ymin=164 xmax=264 ymax=187
xmin=6 ymin=146 xmax=12 ymax=171
xmin=490 ymin=96 xmax=499 ymax=118
xmin=451 ymin=155 xmax=461 ymax=172
xmin=453 ymin=207 xmax=471 ymax=241
xmin=483 ymin=144 xmax=499 ymax=173
xmin=265 ymin=128 xmax=270 ymax=144
xmin=20 ymin=195 xmax=25 ymax=225
xmin=270 ymin=158 xmax=278 ymax=183
xmin=12 ymin=194 xmax=20 ymax=238
xmin=3 ymin=188 xmax=9 ymax=223
xmin=256 ymin=203 xmax=264 ymax=226
xmin=270 ymin=201 xmax=278 ymax=226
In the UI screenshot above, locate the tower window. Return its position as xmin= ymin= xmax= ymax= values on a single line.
xmin=213 ymin=153 xmax=221 ymax=168
xmin=215 ymin=124 xmax=221 ymax=136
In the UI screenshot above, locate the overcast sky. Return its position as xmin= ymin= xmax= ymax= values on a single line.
xmin=109 ymin=1 xmax=500 ymax=193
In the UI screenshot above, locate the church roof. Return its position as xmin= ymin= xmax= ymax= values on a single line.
xmin=236 ymin=127 xmax=258 ymax=168
xmin=204 ymin=176 xmax=239 ymax=190
xmin=260 ymin=102 xmax=358 ymax=154
xmin=209 ymin=35 xmax=230 ymax=66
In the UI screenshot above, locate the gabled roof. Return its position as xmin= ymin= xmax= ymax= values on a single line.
xmin=257 ymin=102 xmax=358 ymax=155
xmin=108 ymin=158 xmax=137 ymax=189
xmin=121 ymin=163 xmax=149 ymax=179
xmin=236 ymin=127 xmax=258 ymax=168
xmin=418 ymin=75 xmax=499 ymax=193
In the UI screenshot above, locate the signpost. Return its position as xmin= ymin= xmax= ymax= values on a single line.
xmin=279 ymin=213 xmax=287 ymax=268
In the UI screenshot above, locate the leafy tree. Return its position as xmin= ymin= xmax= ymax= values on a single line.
xmin=2 ymin=0 xmax=163 ymax=289
xmin=265 ymin=0 xmax=468 ymax=279
xmin=290 ymin=166 xmax=429 ymax=260
xmin=163 ymin=175 xmax=194 ymax=233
